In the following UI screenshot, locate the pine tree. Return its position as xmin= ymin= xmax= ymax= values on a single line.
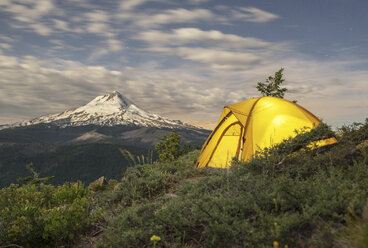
xmin=155 ymin=130 xmax=181 ymax=162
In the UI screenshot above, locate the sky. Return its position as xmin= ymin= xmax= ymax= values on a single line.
xmin=0 ymin=0 xmax=367 ymax=129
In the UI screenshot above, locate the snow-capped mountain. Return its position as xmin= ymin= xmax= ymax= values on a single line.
xmin=11 ymin=91 xmax=198 ymax=130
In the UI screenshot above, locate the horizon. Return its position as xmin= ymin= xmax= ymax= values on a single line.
xmin=1 ymin=0 xmax=367 ymax=129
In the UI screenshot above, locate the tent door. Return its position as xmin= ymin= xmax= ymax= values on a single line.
xmin=207 ymin=122 xmax=243 ymax=167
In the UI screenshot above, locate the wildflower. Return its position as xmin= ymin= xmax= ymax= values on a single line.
xmin=150 ymin=235 xmax=161 ymax=242
xmin=273 ymin=222 xmax=280 ymax=234
xmin=150 ymin=235 xmax=161 ymax=248
xmin=273 ymin=241 xmax=279 ymax=248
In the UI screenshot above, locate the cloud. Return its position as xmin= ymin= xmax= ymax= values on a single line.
xmin=81 ymin=10 xmax=116 ymax=37
xmin=84 ymin=10 xmax=110 ymax=22
xmin=0 ymin=0 xmax=61 ymax=36
xmin=86 ymin=39 xmax=124 ymax=62
xmin=6 ymin=1 xmax=57 ymax=20
xmin=107 ymin=39 xmax=124 ymax=51
xmin=233 ymin=7 xmax=279 ymax=23
xmin=0 ymin=43 xmax=11 ymax=50
xmin=147 ymin=47 xmax=263 ymax=70
xmin=136 ymin=28 xmax=287 ymax=70
xmin=0 ymin=35 xmax=14 ymax=50
xmin=86 ymin=22 xmax=110 ymax=34
xmin=0 ymin=35 xmax=15 ymax=43
xmin=53 ymin=19 xmax=70 ymax=31
xmin=29 ymin=23 xmax=53 ymax=36
xmin=120 ymin=8 xmax=216 ymax=28
xmin=136 ymin=28 xmax=272 ymax=48
xmin=188 ymin=0 xmax=211 ymax=4
xmin=119 ymin=0 xmax=149 ymax=11
xmin=0 ymin=1 xmax=116 ymax=37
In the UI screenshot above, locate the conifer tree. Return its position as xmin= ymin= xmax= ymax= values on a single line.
xmin=155 ymin=130 xmax=181 ymax=162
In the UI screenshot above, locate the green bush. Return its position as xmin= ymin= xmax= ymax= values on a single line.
xmin=334 ymin=202 xmax=368 ymax=248
xmin=0 ymin=182 xmax=89 ymax=247
xmin=104 ymin=150 xmax=209 ymax=207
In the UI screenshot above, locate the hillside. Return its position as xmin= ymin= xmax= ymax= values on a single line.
xmin=0 ymin=142 xmax=149 ymax=188
xmin=0 ymin=91 xmax=210 ymax=188
xmin=1 ymin=119 xmax=368 ymax=247
xmin=0 ymin=124 xmax=209 ymax=188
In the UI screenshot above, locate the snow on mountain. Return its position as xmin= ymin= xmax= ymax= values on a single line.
xmin=7 ymin=91 xmax=200 ymax=130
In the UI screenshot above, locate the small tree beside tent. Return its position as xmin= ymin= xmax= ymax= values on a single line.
xmin=256 ymin=68 xmax=287 ymax=98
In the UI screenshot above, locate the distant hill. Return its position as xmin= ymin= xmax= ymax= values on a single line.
xmin=0 ymin=91 xmax=210 ymax=188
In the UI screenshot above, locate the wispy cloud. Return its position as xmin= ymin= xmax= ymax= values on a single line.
xmin=233 ymin=7 xmax=279 ymax=23
xmin=107 ymin=39 xmax=124 ymax=52
xmin=147 ymin=47 xmax=263 ymax=70
xmin=0 ymin=35 xmax=14 ymax=50
xmin=119 ymin=0 xmax=150 ymax=11
xmin=136 ymin=28 xmax=287 ymax=70
xmin=188 ymin=0 xmax=211 ymax=4
xmin=118 ymin=8 xmax=216 ymax=28
xmin=0 ymin=0 xmax=62 ymax=36
xmin=53 ymin=19 xmax=70 ymax=32
xmin=136 ymin=28 xmax=272 ymax=48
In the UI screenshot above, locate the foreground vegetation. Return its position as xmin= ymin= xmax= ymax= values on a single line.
xmin=1 ymin=120 xmax=368 ymax=247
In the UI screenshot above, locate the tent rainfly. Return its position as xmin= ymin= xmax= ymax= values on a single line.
xmin=197 ymin=96 xmax=337 ymax=168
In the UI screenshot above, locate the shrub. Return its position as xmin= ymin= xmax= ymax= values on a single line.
xmin=0 ymin=182 xmax=89 ymax=247
xmin=334 ymin=201 xmax=368 ymax=248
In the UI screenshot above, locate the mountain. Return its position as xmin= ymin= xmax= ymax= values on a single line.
xmin=0 ymin=91 xmax=211 ymax=188
xmin=7 ymin=91 xmax=197 ymax=130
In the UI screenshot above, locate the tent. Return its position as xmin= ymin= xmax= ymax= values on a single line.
xmin=197 ymin=96 xmax=337 ymax=168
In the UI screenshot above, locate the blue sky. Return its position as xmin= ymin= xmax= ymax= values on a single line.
xmin=0 ymin=0 xmax=367 ymax=128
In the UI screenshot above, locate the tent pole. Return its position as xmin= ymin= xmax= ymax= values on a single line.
xmin=238 ymin=127 xmax=246 ymax=161
xmin=237 ymin=97 xmax=262 ymax=161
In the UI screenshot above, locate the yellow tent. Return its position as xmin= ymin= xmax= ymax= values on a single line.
xmin=197 ymin=96 xmax=337 ymax=168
